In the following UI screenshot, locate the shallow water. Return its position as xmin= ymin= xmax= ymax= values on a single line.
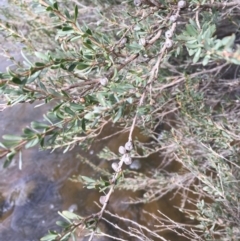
xmin=0 ymin=100 xmax=192 ymax=240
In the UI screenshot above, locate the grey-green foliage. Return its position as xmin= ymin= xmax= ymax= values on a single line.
xmin=1 ymin=0 xmax=240 ymax=240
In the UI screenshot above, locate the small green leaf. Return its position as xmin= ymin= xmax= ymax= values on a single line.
xmin=62 ymin=211 xmax=80 ymax=220
xmin=64 ymin=106 xmax=76 ymax=116
xmin=27 ymin=70 xmax=41 ymax=84
xmin=64 ymin=9 xmax=71 ymax=19
xmin=23 ymin=128 xmax=35 ymax=136
xmin=81 ymin=175 xmax=95 ymax=183
xmin=3 ymin=159 xmax=12 ymax=168
xmin=68 ymin=63 xmax=77 ymax=71
xmin=31 ymin=121 xmax=49 ymax=130
xmin=221 ymin=35 xmax=235 ymax=49
xmin=74 ymin=5 xmax=78 ymax=22
xmin=202 ymin=55 xmax=210 ymax=66
xmin=56 ymin=220 xmax=70 ymax=228
xmin=70 ymin=103 xmax=84 ymax=111
xmin=11 ymin=77 xmax=22 ymax=84
xmin=61 ymin=90 xmax=70 ymax=98
xmin=193 ymin=48 xmax=201 ymax=63
xmin=83 ymin=42 xmax=94 ymax=51
xmin=113 ymin=106 xmax=123 ymax=123
xmin=25 ymin=137 xmax=39 ymax=149
xmin=81 ymin=118 xmax=86 ymax=131
xmin=35 ymin=62 xmax=45 ymax=67
xmin=1 ymin=140 xmax=22 ymax=148
xmin=0 ymin=142 xmax=7 ymax=149
xmin=21 ymin=50 xmax=34 ymax=67
xmin=40 ymin=137 xmax=45 ymax=148
xmin=76 ymin=63 xmax=90 ymax=70
xmin=53 ymin=2 xmax=58 ymax=10
xmin=86 ymin=28 xmax=92 ymax=35
xmin=213 ymin=39 xmax=223 ymax=50
xmin=62 ymin=26 xmax=73 ymax=31
xmin=128 ymin=42 xmax=142 ymax=52
xmin=38 ymin=81 xmax=47 ymax=91
xmin=97 ymin=93 xmax=107 ymax=107
xmin=60 ymin=232 xmax=71 ymax=241
xmin=186 ymin=23 xmax=198 ymax=36
xmin=40 ymin=233 xmax=58 ymax=241
xmin=4 ymin=151 xmax=16 ymax=167
xmin=46 ymin=6 xmax=53 ymax=11
xmin=84 ymin=112 xmax=95 ymax=120
xmin=2 ymin=135 xmax=23 ymax=141
xmin=35 ymin=52 xmax=49 ymax=61
xmin=70 ymin=35 xmax=81 ymax=42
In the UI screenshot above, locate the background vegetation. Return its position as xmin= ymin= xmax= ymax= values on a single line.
xmin=0 ymin=0 xmax=240 ymax=240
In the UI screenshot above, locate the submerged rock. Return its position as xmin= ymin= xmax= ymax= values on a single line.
xmin=0 ymin=173 xmax=62 ymax=241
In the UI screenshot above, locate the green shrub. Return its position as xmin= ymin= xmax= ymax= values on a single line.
xmin=1 ymin=0 xmax=240 ymax=240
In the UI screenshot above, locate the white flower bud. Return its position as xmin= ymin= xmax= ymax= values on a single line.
xmin=178 ymin=0 xmax=186 ymax=9
xmin=165 ymin=30 xmax=173 ymax=39
xmin=99 ymin=195 xmax=107 ymax=205
xmin=99 ymin=77 xmax=108 ymax=86
xmin=165 ymin=39 xmax=173 ymax=48
xmin=134 ymin=0 xmax=142 ymax=7
xmin=111 ymin=162 xmax=119 ymax=172
xmin=122 ymin=154 xmax=132 ymax=165
xmin=170 ymin=15 xmax=177 ymax=23
xmin=118 ymin=146 xmax=126 ymax=155
xmin=139 ymin=38 xmax=146 ymax=46
xmin=125 ymin=141 xmax=133 ymax=151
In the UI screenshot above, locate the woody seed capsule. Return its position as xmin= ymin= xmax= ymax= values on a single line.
xmin=99 ymin=195 xmax=107 ymax=205
xmin=134 ymin=0 xmax=142 ymax=7
xmin=178 ymin=0 xmax=186 ymax=9
xmin=170 ymin=15 xmax=177 ymax=23
xmin=122 ymin=154 xmax=132 ymax=165
xmin=125 ymin=141 xmax=133 ymax=151
xmin=165 ymin=39 xmax=173 ymax=48
xmin=111 ymin=162 xmax=119 ymax=172
xmin=165 ymin=30 xmax=173 ymax=39
xmin=100 ymin=77 xmax=108 ymax=86
xmin=119 ymin=146 xmax=126 ymax=155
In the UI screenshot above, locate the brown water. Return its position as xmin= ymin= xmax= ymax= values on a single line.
xmin=0 ymin=98 xmax=194 ymax=241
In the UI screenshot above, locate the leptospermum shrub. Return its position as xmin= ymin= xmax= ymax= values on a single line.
xmin=1 ymin=0 xmax=240 ymax=240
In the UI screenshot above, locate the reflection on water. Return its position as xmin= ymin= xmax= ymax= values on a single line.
xmin=0 ymin=103 xmax=79 ymax=241
xmin=0 ymin=174 xmax=62 ymax=241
